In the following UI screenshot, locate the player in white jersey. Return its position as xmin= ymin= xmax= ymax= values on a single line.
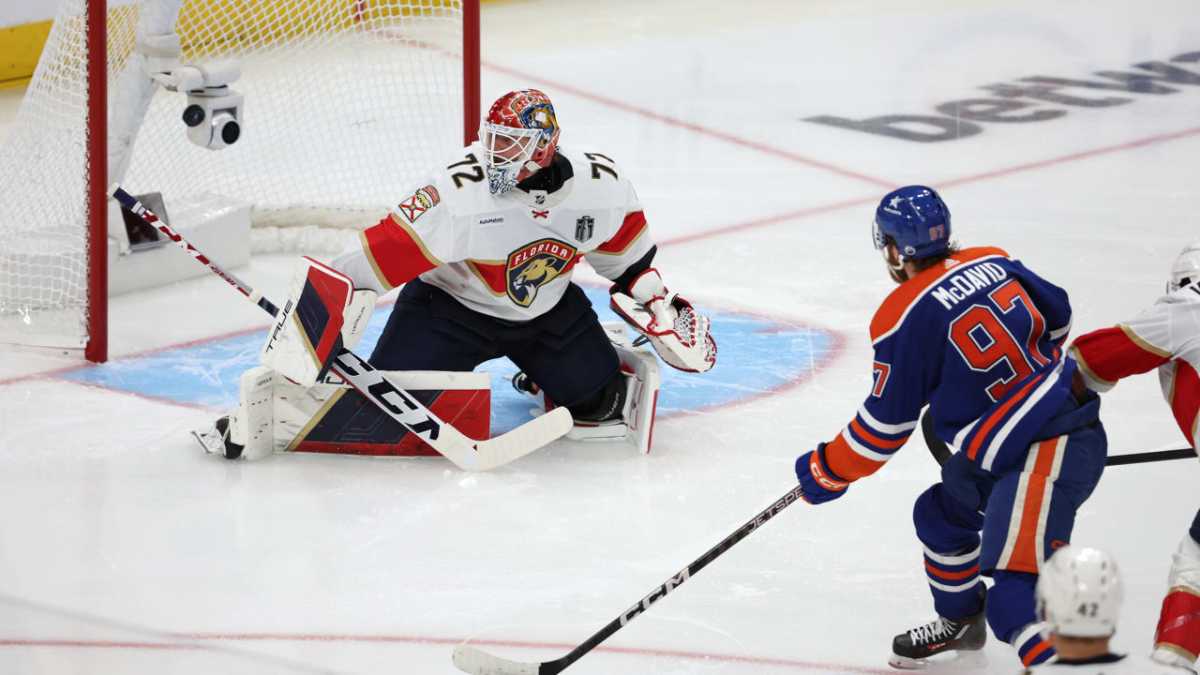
xmin=200 ymin=89 xmax=717 ymax=460
xmin=1020 ymin=546 xmax=1193 ymax=674
xmin=1067 ymin=241 xmax=1200 ymax=674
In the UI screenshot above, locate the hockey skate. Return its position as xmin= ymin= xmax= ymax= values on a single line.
xmin=888 ymin=610 xmax=986 ymax=670
xmin=191 ymin=415 xmax=244 ymax=459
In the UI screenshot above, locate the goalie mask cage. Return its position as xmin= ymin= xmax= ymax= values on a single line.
xmin=0 ymin=0 xmax=480 ymax=362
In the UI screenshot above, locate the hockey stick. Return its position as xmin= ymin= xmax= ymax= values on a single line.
xmin=920 ymin=408 xmax=1196 ymax=468
xmin=109 ymin=185 xmax=571 ymax=471
xmin=452 ymin=484 xmax=807 ymax=675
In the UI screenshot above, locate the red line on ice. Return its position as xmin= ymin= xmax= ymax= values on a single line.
xmin=482 ymin=61 xmax=895 ymax=189
xmin=2 ymin=633 xmax=897 ymax=673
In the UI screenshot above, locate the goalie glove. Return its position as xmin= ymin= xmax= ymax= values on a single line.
xmin=261 ymin=257 xmax=376 ymax=388
xmin=609 ymin=268 xmax=716 ymax=373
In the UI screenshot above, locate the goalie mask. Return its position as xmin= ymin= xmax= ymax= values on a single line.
xmin=480 ymin=89 xmax=561 ymax=195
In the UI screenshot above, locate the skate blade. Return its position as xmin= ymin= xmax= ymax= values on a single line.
xmin=888 ymin=650 xmax=986 ymax=671
xmin=888 ymin=655 xmax=927 ymax=670
xmin=191 ymin=425 xmax=226 ymax=456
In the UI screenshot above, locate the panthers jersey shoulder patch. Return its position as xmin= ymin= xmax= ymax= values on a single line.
xmin=397 ymin=185 xmax=441 ymax=224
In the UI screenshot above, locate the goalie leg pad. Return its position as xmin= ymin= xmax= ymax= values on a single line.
xmin=231 ymin=366 xmax=276 ymax=460
xmin=193 ymin=366 xmax=274 ymax=460
xmin=561 ymin=339 xmax=661 ymax=453
xmin=615 ymin=343 xmax=660 ymax=453
xmin=283 ymin=370 xmax=491 ymax=456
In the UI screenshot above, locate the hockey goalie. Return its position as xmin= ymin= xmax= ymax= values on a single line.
xmin=194 ymin=88 xmax=716 ymax=461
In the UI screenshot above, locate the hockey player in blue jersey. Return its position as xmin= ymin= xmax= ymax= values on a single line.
xmin=794 ymin=186 xmax=1108 ymax=669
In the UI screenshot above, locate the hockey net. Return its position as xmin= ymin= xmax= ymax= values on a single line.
xmin=0 ymin=0 xmax=477 ymax=359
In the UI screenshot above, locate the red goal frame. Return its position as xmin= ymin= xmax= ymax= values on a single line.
xmin=82 ymin=0 xmax=481 ymax=362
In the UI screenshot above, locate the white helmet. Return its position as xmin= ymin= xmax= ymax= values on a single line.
xmin=1037 ymin=546 xmax=1123 ymax=638
xmin=1168 ymin=240 xmax=1200 ymax=293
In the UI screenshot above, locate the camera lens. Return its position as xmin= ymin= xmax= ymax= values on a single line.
xmin=182 ymin=104 xmax=206 ymax=127
xmin=221 ymin=120 xmax=241 ymax=145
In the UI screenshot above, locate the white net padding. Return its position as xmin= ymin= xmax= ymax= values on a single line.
xmin=0 ymin=0 xmax=467 ymax=351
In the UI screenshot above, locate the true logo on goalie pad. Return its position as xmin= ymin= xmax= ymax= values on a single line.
xmin=397 ymin=185 xmax=440 ymax=224
xmin=506 ymin=238 xmax=577 ymax=307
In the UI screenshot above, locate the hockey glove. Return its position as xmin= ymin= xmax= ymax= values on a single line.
xmin=261 ymin=257 xmax=375 ymax=387
xmin=795 ymin=443 xmax=849 ymax=505
xmin=609 ymin=268 xmax=716 ymax=373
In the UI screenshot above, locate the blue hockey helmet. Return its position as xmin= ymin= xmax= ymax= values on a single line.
xmin=872 ymin=185 xmax=952 ymax=261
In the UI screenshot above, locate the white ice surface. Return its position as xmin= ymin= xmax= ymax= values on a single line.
xmin=1 ymin=1 xmax=1198 ymax=673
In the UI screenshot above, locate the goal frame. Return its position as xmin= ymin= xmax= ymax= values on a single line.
xmin=79 ymin=0 xmax=481 ymax=363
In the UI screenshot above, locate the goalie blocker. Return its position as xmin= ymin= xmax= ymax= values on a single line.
xmin=262 ymin=257 xmax=377 ymax=388
xmin=193 ymin=368 xmax=492 ymax=459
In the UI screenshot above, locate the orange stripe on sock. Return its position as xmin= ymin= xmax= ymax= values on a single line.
xmin=1022 ymin=639 xmax=1053 ymax=666
xmin=924 ymin=561 xmax=980 ymax=581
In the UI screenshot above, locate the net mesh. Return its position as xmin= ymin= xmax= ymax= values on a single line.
xmin=0 ymin=0 xmax=466 ymax=350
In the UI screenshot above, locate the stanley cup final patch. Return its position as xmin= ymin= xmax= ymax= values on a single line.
xmin=506 ymin=238 xmax=577 ymax=307
xmin=397 ymin=185 xmax=441 ymax=224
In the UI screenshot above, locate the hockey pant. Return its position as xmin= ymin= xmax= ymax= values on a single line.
xmin=371 ymin=279 xmax=621 ymax=415
xmin=912 ymin=393 xmax=1106 ymax=667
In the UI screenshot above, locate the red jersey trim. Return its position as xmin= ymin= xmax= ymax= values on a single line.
xmin=1069 ymin=325 xmax=1171 ymax=384
xmin=466 ymin=259 xmax=507 ymax=296
xmin=468 ymin=253 xmax=586 ymax=299
xmin=361 ymin=214 xmax=443 ymax=289
xmin=1069 ymin=345 xmax=1116 ymax=390
xmin=870 ymin=246 xmax=1010 ymax=343
xmin=358 ymin=231 xmax=391 ymax=290
xmin=593 ymin=210 xmax=648 ymax=256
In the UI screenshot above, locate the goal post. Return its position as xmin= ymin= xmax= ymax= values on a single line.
xmin=0 ymin=0 xmax=481 ymax=363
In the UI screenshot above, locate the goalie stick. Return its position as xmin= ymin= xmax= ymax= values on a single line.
xmin=920 ymin=407 xmax=1197 ymax=468
xmin=452 ymin=484 xmax=807 ymax=675
xmin=109 ymin=184 xmax=571 ymax=471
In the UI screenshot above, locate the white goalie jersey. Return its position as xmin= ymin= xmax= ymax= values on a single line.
xmin=330 ymin=144 xmax=655 ymax=322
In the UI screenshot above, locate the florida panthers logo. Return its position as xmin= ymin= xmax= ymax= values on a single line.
xmin=507 ymin=238 xmax=576 ymax=307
